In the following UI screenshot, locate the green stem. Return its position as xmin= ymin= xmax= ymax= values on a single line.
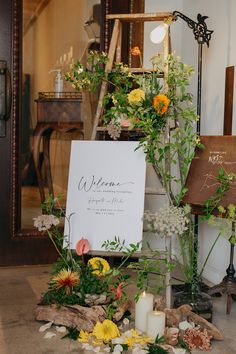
xmin=47 ymin=230 xmax=70 ymax=268
xmin=199 ymin=232 xmax=221 ymax=279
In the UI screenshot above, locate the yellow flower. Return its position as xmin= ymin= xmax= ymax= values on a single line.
xmin=127 ymin=89 xmax=145 ymax=105
xmin=88 ymin=257 xmax=110 ymax=276
xmin=92 ymin=338 xmax=104 ymax=346
xmin=124 ymin=336 xmax=136 ymax=348
xmin=51 ymin=268 xmax=80 ymax=295
xmin=153 ymin=94 xmax=170 ymax=115
xmin=227 ymin=204 xmax=236 ymax=218
xmin=78 ymin=330 xmax=90 ymax=343
xmin=218 ymin=205 xmax=226 ymax=214
xmin=92 ymin=319 xmax=120 ymax=342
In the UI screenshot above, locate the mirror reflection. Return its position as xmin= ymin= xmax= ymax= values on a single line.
xmin=21 ymin=0 xmax=101 ymax=228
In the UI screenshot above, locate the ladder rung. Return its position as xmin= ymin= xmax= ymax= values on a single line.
xmin=145 ymin=187 xmax=166 ymax=195
xmin=106 ymin=12 xmax=173 ymax=22
xmin=128 ymin=68 xmax=164 ymax=76
xmin=96 ymin=126 xmax=143 ymax=133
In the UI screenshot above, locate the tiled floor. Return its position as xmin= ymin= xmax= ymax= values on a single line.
xmin=0 ymin=265 xmax=236 ymax=354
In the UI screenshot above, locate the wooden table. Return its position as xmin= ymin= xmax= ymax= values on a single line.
xmin=32 ymin=92 xmax=84 ymax=203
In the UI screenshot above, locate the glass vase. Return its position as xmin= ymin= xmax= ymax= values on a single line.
xmin=173 ymin=283 xmax=213 ymax=322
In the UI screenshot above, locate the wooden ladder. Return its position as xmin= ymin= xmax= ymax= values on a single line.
xmin=91 ymin=12 xmax=173 ymax=307
xmin=91 ymin=12 xmax=172 ymax=140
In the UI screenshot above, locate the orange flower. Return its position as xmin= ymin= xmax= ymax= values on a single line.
xmin=130 ymin=46 xmax=141 ymax=56
xmin=111 ymin=282 xmax=125 ymax=301
xmin=153 ymin=94 xmax=170 ymax=115
xmin=52 ymin=268 xmax=80 ymax=295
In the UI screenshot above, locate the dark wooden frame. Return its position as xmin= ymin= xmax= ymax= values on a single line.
xmin=0 ymin=0 xmax=144 ymax=266
xmin=0 ymin=0 xmax=57 ymax=266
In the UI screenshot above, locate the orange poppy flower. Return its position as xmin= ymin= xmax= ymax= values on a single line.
xmin=130 ymin=46 xmax=141 ymax=56
xmin=153 ymin=94 xmax=170 ymax=115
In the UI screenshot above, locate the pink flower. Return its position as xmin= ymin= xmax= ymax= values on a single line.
xmin=76 ymin=238 xmax=90 ymax=256
xmin=111 ymin=282 xmax=125 ymax=301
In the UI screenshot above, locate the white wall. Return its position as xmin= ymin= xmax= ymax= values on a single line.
xmin=144 ymin=0 xmax=184 ymax=68
xmin=145 ymin=0 xmax=236 ymax=284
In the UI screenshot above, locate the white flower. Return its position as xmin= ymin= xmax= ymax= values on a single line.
xmin=112 ymin=337 xmax=124 ymax=344
xmin=77 ymin=67 xmax=83 ymax=74
xmin=33 ymin=214 xmax=60 ymax=231
xmin=123 ymin=317 xmax=130 ymax=325
xmin=113 ymin=344 xmax=123 ymax=353
xmin=144 ymin=206 xmax=189 ymax=238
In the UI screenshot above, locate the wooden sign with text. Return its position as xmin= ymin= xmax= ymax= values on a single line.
xmin=183 ymin=136 xmax=236 ymax=210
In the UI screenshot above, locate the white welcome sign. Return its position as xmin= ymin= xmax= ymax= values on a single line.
xmin=65 ymin=141 xmax=146 ymax=251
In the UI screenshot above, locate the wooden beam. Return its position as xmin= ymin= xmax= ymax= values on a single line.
xmin=24 ymin=0 xmax=51 ymax=35
xmin=106 ymin=12 xmax=173 ymax=22
xmin=223 ymin=66 xmax=235 ymax=135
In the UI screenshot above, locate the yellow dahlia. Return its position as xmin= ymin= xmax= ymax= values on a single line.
xmin=88 ymin=257 xmax=110 ymax=276
xmin=52 ymin=268 xmax=80 ymax=294
xmin=153 ymin=94 xmax=170 ymax=115
xmin=127 ymin=89 xmax=145 ymax=105
xmin=92 ymin=319 xmax=120 ymax=342
xmin=78 ymin=330 xmax=90 ymax=343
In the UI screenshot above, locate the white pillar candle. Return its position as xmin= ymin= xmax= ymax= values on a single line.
xmin=135 ymin=291 xmax=154 ymax=333
xmin=146 ymin=311 xmax=165 ymax=339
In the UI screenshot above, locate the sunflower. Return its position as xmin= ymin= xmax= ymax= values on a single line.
xmin=153 ymin=94 xmax=170 ymax=115
xmin=88 ymin=257 xmax=110 ymax=276
xmin=51 ymin=268 xmax=80 ymax=294
xmin=92 ymin=319 xmax=120 ymax=342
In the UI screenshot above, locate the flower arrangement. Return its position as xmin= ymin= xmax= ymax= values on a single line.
xmin=33 ymin=196 xmax=126 ymax=309
xmin=65 ymin=50 xmax=203 ymax=287
xmin=33 ymin=195 xmax=174 ymax=315
xmin=66 ymin=49 xmax=201 ymax=207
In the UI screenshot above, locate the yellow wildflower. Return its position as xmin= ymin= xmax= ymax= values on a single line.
xmin=78 ymin=330 xmax=90 ymax=343
xmin=92 ymin=338 xmax=104 ymax=346
xmin=153 ymin=94 xmax=170 ymax=115
xmin=88 ymin=257 xmax=110 ymax=276
xmin=227 ymin=204 xmax=236 ymax=218
xmin=124 ymin=336 xmax=136 ymax=348
xmin=195 ymin=135 xmax=201 ymax=145
xmin=218 ymin=205 xmax=226 ymax=214
xmin=51 ymin=268 xmax=80 ymax=295
xmin=127 ymin=89 xmax=145 ymax=105
xmin=92 ymin=319 xmax=120 ymax=342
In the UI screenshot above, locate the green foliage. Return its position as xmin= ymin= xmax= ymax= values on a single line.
xmin=203 ymin=167 xmax=236 ymax=218
xmin=102 ymin=237 xmax=174 ymax=297
xmin=65 ymin=51 xmax=108 ymax=91
xmin=79 ymin=264 xmax=109 ymax=299
xmin=63 ymin=327 xmax=80 ymax=341
xmin=178 ymin=337 xmax=192 ymax=353
xmin=40 ymin=287 xmax=83 ymax=306
xmin=146 ymin=334 xmax=168 ymax=354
